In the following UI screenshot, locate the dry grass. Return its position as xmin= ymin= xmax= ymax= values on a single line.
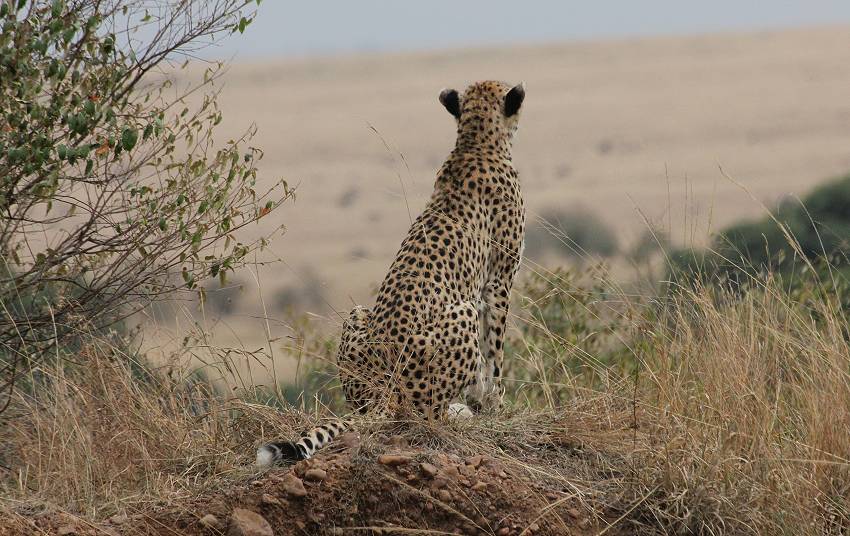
xmin=0 ymin=333 xmax=311 ymax=519
xmin=1 ymin=263 xmax=849 ymax=535
xmin=630 ymin=279 xmax=850 ymax=534
xmin=492 ymin=259 xmax=850 ymax=534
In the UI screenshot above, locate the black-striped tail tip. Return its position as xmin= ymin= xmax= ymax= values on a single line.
xmin=256 ymin=441 xmax=307 ymax=467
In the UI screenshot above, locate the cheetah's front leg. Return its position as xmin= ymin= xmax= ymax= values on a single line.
xmin=469 ymin=280 xmax=511 ymax=411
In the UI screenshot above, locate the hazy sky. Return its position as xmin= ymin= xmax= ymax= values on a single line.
xmin=211 ymin=1 xmax=850 ymax=59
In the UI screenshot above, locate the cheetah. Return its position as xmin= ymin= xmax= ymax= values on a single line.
xmin=257 ymin=80 xmax=526 ymax=466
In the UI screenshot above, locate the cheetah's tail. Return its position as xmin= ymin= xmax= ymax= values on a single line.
xmin=256 ymin=419 xmax=349 ymax=467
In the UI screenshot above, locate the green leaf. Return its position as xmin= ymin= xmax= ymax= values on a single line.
xmin=121 ymin=127 xmax=138 ymax=151
xmin=191 ymin=229 xmax=203 ymax=247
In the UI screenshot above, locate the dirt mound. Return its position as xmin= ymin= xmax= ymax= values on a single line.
xmin=9 ymin=431 xmax=621 ymax=536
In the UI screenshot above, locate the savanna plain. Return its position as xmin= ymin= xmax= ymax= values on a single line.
xmin=3 ymin=22 xmax=850 ymax=536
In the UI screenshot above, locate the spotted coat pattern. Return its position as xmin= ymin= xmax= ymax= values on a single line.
xmin=258 ymin=80 xmax=526 ymax=465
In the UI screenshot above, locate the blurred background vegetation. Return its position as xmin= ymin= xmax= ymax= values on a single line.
xmin=669 ymin=173 xmax=850 ymax=308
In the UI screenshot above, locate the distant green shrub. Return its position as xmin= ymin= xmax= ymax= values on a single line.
xmin=669 ymin=173 xmax=850 ymax=292
xmin=627 ymin=228 xmax=670 ymax=264
xmin=526 ymin=206 xmax=618 ymax=260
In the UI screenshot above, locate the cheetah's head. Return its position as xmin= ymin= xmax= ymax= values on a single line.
xmin=439 ymin=80 xmax=526 ymax=142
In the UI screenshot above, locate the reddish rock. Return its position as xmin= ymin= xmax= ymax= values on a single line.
xmin=227 ymin=508 xmax=273 ymax=536
xmin=419 ymin=462 xmax=439 ymax=477
xmin=199 ymin=514 xmax=222 ymax=530
xmin=261 ymin=493 xmax=285 ymax=507
xmin=431 ymin=477 xmax=449 ymax=490
xmin=280 ymin=472 xmax=308 ymax=498
xmin=465 ymin=455 xmax=484 ymax=468
xmin=441 ymin=464 xmax=461 ymax=479
xmin=378 ymin=454 xmax=412 ymax=466
xmin=304 ymin=468 xmax=327 ymax=482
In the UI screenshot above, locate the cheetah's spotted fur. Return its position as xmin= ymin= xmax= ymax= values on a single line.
xmin=258 ymin=80 xmax=526 ymax=465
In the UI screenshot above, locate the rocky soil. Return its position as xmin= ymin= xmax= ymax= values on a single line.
xmin=4 ymin=432 xmax=624 ymax=536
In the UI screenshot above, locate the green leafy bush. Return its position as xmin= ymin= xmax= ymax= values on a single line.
xmin=669 ymin=173 xmax=850 ymax=293
xmin=0 ymin=0 xmax=290 ymax=407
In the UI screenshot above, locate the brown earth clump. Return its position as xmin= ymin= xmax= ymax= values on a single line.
xmin=4 ymin=432 xmax=622 ymax=536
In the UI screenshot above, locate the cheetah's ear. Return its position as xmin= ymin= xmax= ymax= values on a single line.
xmin=504 ymin=82 xmax=525 ymax=117
xmin=439 ymin=88 xmax=461 ymax=119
